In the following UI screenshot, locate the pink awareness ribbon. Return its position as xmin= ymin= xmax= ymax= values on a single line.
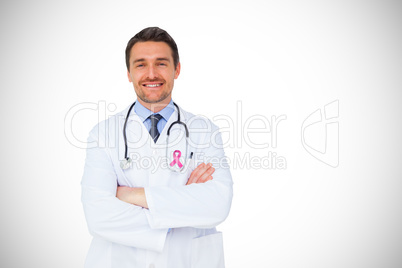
xmin=169 ymin=150 xmax=183 ymax=168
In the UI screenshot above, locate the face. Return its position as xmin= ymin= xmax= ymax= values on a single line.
xmin=127 ymin=41 xmax=180 ymax=110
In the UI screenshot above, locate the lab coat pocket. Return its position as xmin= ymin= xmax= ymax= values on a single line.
xmin=186 ymin=157 xmax=196 ymax=175
xmin=191 ymin=232 xmax=225 ymax=268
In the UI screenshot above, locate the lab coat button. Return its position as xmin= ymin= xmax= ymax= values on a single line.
xmin=153 ymin=150 xmax=157 ymax=155
xmin=149 ymin=264 xmax=155 ymax=268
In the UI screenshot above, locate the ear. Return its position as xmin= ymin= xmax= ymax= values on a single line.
xmin=127 ymin=70 xmax=132 ymax=82
xmin=174 ymin=62 xmax=181 ymax=79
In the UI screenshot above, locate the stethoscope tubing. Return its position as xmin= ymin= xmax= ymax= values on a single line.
xmin=122 ymin=101 xmax=188 ymax=161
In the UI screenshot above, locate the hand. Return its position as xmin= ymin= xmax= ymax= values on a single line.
xmin=186 ymin=163 xmax=215 ymax=185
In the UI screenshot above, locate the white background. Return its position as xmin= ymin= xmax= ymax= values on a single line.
xmin=1 ymin=1 xmax=401 ymax=267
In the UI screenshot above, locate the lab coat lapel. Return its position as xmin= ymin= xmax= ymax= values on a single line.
xmin=118 ymin=102 xmax=186 ymax=156
xmin=162 ymin=107 xmax=189 ymax=172
xmin=156 ymin=108 xmax=178 ymax=146
xmin=123 ymin=104 xmax=180 ymax=147
xmin=125 ymin=110 xmax=151 ymax=144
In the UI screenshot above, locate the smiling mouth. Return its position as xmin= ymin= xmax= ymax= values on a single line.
xmin=143 ymin=83 xmax=163 ymax=88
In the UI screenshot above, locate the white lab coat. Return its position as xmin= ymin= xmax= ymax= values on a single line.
xmin=81 ymin=103 xmax=233 ymax=268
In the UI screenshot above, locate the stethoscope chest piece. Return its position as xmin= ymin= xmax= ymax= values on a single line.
xmin=120 ymin=158 xmax=132 ymax=170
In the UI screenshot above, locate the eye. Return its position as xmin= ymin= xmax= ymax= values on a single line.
xmin=158 ymin=62 xmax=167 ymax=66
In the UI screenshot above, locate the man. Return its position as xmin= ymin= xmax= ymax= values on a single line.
xmin=81 ymin=27 xmax=233 ymax=268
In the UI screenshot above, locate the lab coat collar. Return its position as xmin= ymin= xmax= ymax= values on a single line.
xmin=134 ymin=99 xmax=175 ymax=123
xmin=121 ymin=100 xmax=186 ymax=146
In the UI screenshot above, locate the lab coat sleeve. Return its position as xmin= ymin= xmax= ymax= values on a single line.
xmin=81 ymin=126 xmax=168 ymax=252
xmin=144 ymin=122 xmax=233 ymax=229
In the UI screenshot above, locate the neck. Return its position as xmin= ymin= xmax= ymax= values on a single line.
xmin=138 ymin=97 xmax=171 ymax=113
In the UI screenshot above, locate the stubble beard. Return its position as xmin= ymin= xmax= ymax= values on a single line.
xmin=135 ymin=81 xmax=173 ymax=105
xmin=137 ymin=90 xmax=171 ymax=104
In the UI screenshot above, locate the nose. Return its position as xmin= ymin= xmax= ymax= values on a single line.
xmin=146 ymin=65 xmax=157 ymax=79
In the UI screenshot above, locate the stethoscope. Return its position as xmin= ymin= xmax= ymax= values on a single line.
xmin=120 ymin=101 xmax=189 ymax=171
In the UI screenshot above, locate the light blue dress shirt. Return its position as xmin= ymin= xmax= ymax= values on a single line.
xmin=134 ymin=99 xmax=175 ymax=134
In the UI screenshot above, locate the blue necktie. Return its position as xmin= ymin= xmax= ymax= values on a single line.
xmin=149 ymin=114 xmax=163 ymax=143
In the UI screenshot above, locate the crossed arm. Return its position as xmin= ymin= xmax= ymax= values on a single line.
xmin=82 ymin=123 xmax=232 ymax=251
xmin=116 ymin=163 xmax=215 ymax=208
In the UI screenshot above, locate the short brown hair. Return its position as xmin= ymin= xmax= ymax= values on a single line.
xmin=125 ymin=27 xmax=180 ymax=71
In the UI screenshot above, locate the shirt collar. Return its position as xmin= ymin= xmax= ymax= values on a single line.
xmin=134 ymin=99 xmax=175 ymax=122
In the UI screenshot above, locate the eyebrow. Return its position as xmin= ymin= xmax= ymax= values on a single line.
xmin=133 ymin=57 xmax=171 ymax=64
xmin=133 ymin=58 xmax=145 ymax=64
xmin=156 ymin=57 xmax=170 ymax=62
